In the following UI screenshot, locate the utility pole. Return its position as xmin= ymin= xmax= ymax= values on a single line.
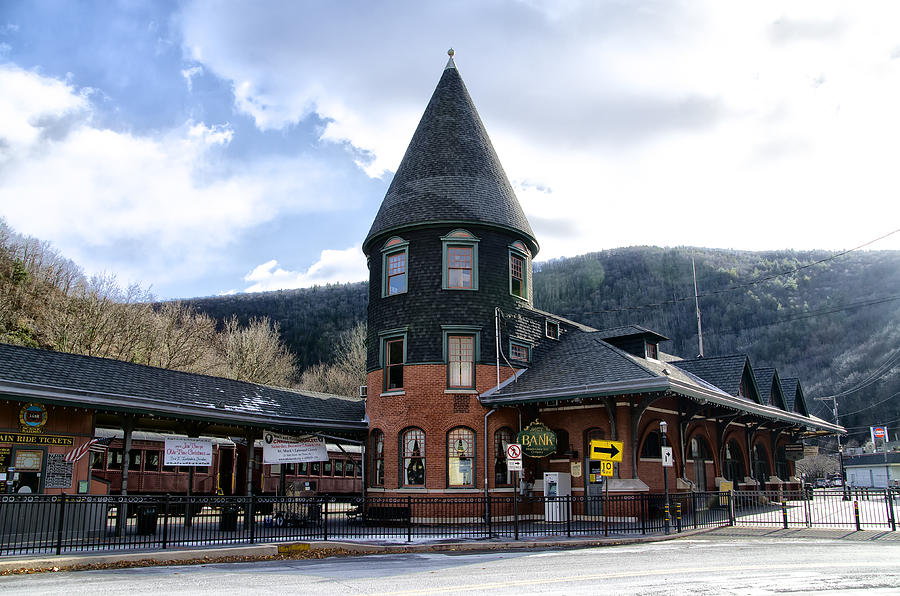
xmin=692 ymin=250 xmax=704 ymax=358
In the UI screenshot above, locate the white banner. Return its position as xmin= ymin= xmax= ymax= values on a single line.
xmin=262 ymin=431 xmax=328 ymax=464
xmin=164 ymin=438 xmax=213 ymax=466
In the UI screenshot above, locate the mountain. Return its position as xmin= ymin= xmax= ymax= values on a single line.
xmin=187 ymin=246 xmax=900 ymax=443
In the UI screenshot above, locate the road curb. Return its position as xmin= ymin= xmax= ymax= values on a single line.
xmin=0 ymin=529 xmax=714 ymax=573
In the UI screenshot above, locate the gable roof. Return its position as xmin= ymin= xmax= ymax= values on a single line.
xmin=780 ymin=376 xmax=810 ymax=417
xmin=671 ymin=354 xmax=761 ymax=404
xmin=363 ymin=55 xmax=537 ymax=256
xmin=0 ymin=343 xmax=367 ymax=433
xmin=753 ymin=366 xmax=788 ymax=411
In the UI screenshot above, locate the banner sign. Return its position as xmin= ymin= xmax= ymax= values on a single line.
xmin=164 ymin=438 xmax=213 ymax=466
xmin=516 ymin=421 xmax=557 ymax=458
xmin=783 ymin=443 xmax=804 ymax=461
xmin=262 ymin=431 xmax=328 ymax=464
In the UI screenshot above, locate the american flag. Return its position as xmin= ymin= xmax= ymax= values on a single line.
xmin=64 ymin=436 xmax=115 ymax=463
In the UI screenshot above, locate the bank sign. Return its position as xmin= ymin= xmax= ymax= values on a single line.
xmin=516 ymin=421 xmax=557 ymax=458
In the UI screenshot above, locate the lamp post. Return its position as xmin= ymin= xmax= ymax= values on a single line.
xmin=660 ymin=420 xmax=670 ymax=535
xmin=839 ymin=445 xmax=848 ymax=501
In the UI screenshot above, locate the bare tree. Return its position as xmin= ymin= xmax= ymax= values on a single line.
xmin=298 ymin=321 xmax=366 ymax=397
xmin=208 ymin=315 xmax=297 ymax=386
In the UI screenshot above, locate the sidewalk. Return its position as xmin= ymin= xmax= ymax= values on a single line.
xmin=0 ymin=530 xmax=703 ymax=573
xmin=3 ymin=526 xmax=898 ymax=574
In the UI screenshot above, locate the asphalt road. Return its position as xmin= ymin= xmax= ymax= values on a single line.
xmin=3 ymin=531 xmax=900 ymax=595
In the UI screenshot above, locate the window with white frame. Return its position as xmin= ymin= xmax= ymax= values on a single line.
xmin=448 ymin=335 xmax=475 ymax=389
xmin=545 ymin=319 xmax=560 ymax=340
xmin=509 ymin=339 xmax=530 ymax=363
xmin=509 ymin=241 xmax=530 ymax=300
xmin=371 ymin=429 xmax=385 ymax=486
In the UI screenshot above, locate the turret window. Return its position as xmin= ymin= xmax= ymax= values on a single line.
xmin=447 ymin=427 xmax=475 ymax=487
xmin=508 ymin=241 xmax=530 ymax=300
xmin=381 ymin=237 xmax=409 ymax=297
xmin=448 ymin=335 xmax=474 ymax=388
xmin=401 ymin=427 xmax=426 ymax=487
xmin=441 ymin=229 xmax=479 ymax=290
xmin=379 ymin=327 xmax=408 ymax=393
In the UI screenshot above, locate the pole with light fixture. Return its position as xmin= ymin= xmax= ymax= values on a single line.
xmin=660 ymin=420 xmax=671 ymax=535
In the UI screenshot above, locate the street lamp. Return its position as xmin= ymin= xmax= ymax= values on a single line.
xmin=660 ymin=420 xmax=670 ymax=535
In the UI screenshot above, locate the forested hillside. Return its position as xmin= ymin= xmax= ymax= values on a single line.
xmin=188 ymin=246 xmax=900 ymax=442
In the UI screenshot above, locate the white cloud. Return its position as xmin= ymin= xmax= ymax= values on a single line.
xmin=181 ymin=65 xmax=203 ymax=91
xmin=178 ymin=1 xmax=900 ymax=254
xmin=242 ymin=247 xmax=367 ymax=292
xmin=0 ymin=63 xmax=349 ymax=289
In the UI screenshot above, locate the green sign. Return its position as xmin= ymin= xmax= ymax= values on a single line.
xmin=516 ymin=420 xmax=557 ymax=458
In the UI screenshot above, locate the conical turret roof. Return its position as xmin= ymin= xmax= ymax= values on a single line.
xmin=364 ymin=54 xmax=538 ymax=255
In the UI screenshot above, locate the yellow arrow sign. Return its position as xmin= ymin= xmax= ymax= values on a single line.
xmin=590 ymin=439 xmax=624 ymax=462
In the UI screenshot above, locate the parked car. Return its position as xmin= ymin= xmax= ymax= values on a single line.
xmin=828 ymin=476 xmax=843 ymax=487
xmin=814 ymin=478 xmax=828 ymax=488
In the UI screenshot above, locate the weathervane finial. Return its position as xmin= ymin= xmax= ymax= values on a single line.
xmin=448 ymin=48 xmax=454 ymax=57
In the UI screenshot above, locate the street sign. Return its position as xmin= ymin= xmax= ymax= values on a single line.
xmin=590 ymin=439 xmax=624 ymax=462
xmin=506 ymin=443 xmax=523 ymax=472
xmin=661 ymin=446 xmax=674 ymax=468
xmin=599 ymin=460 xmax=614 ymax=477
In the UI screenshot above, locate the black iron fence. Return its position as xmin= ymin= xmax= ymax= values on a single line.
xmin=1 ymin=488 xmax=896 ymax=556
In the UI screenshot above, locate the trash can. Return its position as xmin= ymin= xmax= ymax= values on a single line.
xmin=137 ymin=506 xmax=158 ymax=535
xmin=219 ymin=506 xmax=239 ymax=531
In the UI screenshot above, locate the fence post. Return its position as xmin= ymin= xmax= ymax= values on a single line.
xmin=250 ymin=494 xmax=256 ymax=544
xmin=323 ymin=497 xmax=329 ymax=541
xmin=782 ymin=500 xmax=788 ymax=529
xmin=406 ymin=496 xmax=412 ymax=543
xmin=513 ymin=491 xmax=519 ymax=541
xmin=676 ymin=501 xmax=682 ymax=533
xmin=693 ymin=493 xmax=698 ymax=530
xmin=641 ymin=495 xmax=647 ymax=535
xmin=55 ymin=493 xmax=67 ymax=556
xmin=162 ymin=494 xmax=170 ymax=550
xmin=486 ymin=496 xmax=492 ymax=539
xmin=566 ymin=496 xmax=571 ymax=538
xmin=885 ymin=490 xmax=896 ymax=532
xmin=854 ymin=499 xmax=861 ymax=531
xmin=728 ymin=491 xmax=735 ymax=526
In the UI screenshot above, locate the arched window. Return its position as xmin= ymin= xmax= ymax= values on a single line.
xmin=690 ymin=435 xmax=712 ymax=489
xmin=775 ymin=445 xmax=790 ymax=480
xmin=401 ymin=428 xmax=425 ymax=487
xmin=494 ymin=427 xmax=514 ymax=486
xmin=584 ymin=428 xmax=606 ymax=457
xmin=640 ymin=431 xmax=662 ymax=459
xmin=553 ymin=429 xmax=570 ymax=457
xmin=724 ymin=439 xmax=746 ymax=483
xmin=371 ymin=429 xmax=384 ymax=486
xmin=448 ymin=427 xmax=475 ymax=487
xmin=752 ymin=443 xmax=770 ymax=484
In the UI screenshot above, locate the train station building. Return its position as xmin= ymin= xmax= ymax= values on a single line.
xmin=0 ymin=52 xmax=842 ymax=501
xmin=361 ymin=52 xmax=842 ymax=499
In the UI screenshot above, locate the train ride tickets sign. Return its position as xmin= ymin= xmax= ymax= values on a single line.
xmin=262 ymin=431 xmax=328 ymax=464
xmin=164 ymin=438 xmax=213 ymax=466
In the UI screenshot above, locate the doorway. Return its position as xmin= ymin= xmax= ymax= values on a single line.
xmin=11 ymin=447 xmax=44 ymax=493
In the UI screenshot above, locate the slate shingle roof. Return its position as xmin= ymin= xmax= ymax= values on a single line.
xmin=780 ymin=376 xmax=809 ymax=416
xmin=754 ymin=366 xmax=776 ymax=405
xmin=487 ymin=330 xmax=657 ymax=397
xmin=0 ymin=343 xmax=366 ymax=430
xmin=670 ymin=355 xmax=756 ymax=402
xmin=363 ymin=58 xmax=537 ymax=255
xmin=594 ymin=325 xmax=669 ymax=342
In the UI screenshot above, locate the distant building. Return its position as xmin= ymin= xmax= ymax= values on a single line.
xmin=844 ymin=452 xmax=900 ymax=488
xmin=362 ymin=51 xmax=842 ymax=498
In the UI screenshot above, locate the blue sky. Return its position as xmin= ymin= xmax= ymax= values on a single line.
xmin=1 ymin=1 xmax=898 ymax=299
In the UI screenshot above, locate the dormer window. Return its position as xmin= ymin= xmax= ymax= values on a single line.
xmin=381 ymin=237 xmax=409 ymax=297
xmin=646 ymin=342 xmax=658 ymax=360
xmin=508 ymin=241 xmax=530 ymax=300
xmin=545 ymin=319 xmax=560 ymax=340
xmin=441 ymin=229 xmax=479 ymax=290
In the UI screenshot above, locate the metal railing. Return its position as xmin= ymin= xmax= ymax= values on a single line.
xmin=1 ymin=488 xmax=896 ymax=556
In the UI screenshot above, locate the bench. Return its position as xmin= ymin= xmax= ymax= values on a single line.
xmin=346 ymin=505 xmax=411 ymax=525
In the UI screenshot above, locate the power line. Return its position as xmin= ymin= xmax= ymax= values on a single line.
xmin=559 ymin=228 xmax=900 ymax=317
xmin=836 ymin=390 xmax=900 ymax=417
